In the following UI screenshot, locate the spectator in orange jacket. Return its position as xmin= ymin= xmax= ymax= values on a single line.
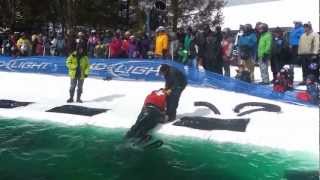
xmin=154 ymin=26 xmax=169 ymax=58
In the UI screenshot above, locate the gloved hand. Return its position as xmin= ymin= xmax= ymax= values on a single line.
xmin=165 ymin=89 xmax=172 ymax=95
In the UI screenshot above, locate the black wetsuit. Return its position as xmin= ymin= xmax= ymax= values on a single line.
xmin=126 ymin=104 xmax=164 ymax=139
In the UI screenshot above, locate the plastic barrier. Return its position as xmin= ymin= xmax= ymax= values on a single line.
xmin=0 ymin=56 xmax=314 ymax=106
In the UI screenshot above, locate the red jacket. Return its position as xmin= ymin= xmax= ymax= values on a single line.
xmin=144 ymin=90 xmax=167 ymax=112
xmin=110 ymin=38 xmax=122 ymax=57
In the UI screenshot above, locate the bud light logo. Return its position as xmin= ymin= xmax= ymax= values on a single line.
xmin=107 ymin=61 xmax=162 ymax=80
xmin=0 ymin=58 xmax=56 ymax=72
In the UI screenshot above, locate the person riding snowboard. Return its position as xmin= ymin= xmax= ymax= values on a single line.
xmin=125 ymin=89 xmax=168 ymax=141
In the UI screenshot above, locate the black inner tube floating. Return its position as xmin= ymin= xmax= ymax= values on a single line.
xmin=233 ymin=102 xmax=281 ymax=116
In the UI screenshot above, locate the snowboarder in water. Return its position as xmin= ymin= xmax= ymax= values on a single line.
xmin=125 ymin=89 xmax=168 ymax=147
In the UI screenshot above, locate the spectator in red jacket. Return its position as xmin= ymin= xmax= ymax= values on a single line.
xmin=109 ymin=30 xmax=123 ymax=58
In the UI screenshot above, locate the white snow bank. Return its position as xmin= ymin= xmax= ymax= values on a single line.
xmin=0 ymin=71 xmax=318 ymax=156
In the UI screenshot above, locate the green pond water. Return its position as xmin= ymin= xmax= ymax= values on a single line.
xmin=0 ymin=118 xmax=318 ymax=180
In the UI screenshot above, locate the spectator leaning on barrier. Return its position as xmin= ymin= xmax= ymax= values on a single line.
xmin=298 ymin=23 xmax=320 ymax=85
xmin=155 ymin=26 xmax=169 ymax=59
xmin=66 ymin=43 xmax=90 ymax=103
xmin=257 ymin=23 xmax=272 ymax=84
xmin=238 ymin=24 xmax=257 ymax=81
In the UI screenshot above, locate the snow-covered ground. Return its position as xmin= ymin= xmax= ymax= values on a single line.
xmin=0 ymin=70 xmax=318 ymax=156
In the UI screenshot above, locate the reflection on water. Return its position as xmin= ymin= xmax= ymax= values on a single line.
xmin=0 ymin=118 xmax=318 ymax=180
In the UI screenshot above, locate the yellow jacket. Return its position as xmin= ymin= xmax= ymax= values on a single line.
xmin=16 ymin=37 xmax=31 ymax=49
xmin=66 ymin=52 xmax=90 ymax=79
xmin=155 ymin=32 xmax=169 ymax=56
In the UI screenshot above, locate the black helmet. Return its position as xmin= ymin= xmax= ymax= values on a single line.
xmin=159 ymin=64 xmax=170 ymax=74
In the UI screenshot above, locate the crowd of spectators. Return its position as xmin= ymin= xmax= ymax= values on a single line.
xmin=0 ymin=21 xmax=319 ymax=89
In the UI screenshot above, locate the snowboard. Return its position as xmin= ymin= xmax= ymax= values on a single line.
xmin=131 ymin=134 xmax=164 ymax=150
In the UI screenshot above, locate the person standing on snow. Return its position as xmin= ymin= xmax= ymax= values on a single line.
xmin=257 ymin=23 xmax=272 ymax=85
xmin=298 ymin=23 xmax=319 ymax=85
xmin=159 ymin=64 xmax=187 ymax=122
xmin=66 ymin=43 xmax=90 ymax=103
xmin=238 ymin=24 xmax=257 ymax=82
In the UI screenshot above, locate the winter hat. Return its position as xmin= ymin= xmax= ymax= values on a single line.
xmin=157 ymin=26 xmax=165 ymax=32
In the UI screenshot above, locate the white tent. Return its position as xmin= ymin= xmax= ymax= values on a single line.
xmin=222 ymin=0 xmax=319 ymax=32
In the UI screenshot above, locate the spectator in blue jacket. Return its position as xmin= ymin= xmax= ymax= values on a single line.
xmin=288 ymin=21 xmax=304 ymax=76
xmin=289 ymin=21 xmax=305 ymax=49
xmin=238 ymin=24 xmax=257 ymax=82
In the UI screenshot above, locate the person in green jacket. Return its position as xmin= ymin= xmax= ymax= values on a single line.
xmin=66 ymin=43 xmax=90 ymax=103
xmin=257 ymin=23 xmax=272 ymax=84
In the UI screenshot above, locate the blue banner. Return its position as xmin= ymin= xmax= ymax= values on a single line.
xmin=0 ymin=56 xmax=313 ymax=106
